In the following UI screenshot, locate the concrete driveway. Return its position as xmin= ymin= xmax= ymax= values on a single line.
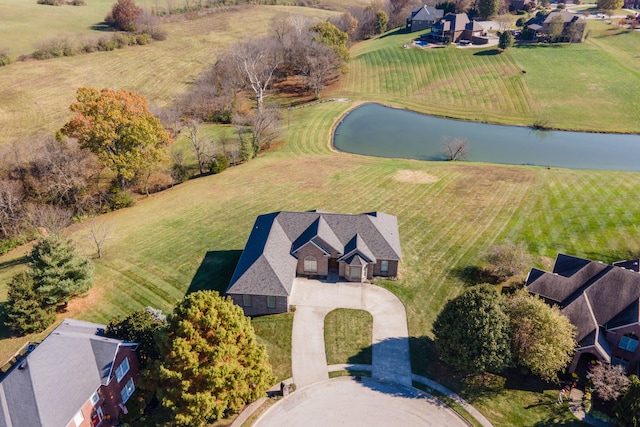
xmin=254 ymin=377 xmax=469 ymax=427
xmin=289 ymin=279 xmax=411 ymax=389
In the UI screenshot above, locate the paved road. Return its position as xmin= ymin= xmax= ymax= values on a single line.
xmin=253 ymin=377 xmax=469 ymax=427
xmin=289 ymin=279 xmax=412 ymax=389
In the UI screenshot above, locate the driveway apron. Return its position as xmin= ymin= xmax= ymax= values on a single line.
xmin=289 ymin=280 xmax=412 ymax=389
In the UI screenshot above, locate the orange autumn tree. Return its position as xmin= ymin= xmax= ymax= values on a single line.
xmin=61 ymin=87 xmax=171 ymax=189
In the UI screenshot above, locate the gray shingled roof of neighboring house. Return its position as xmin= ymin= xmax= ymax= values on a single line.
xmin=0 ymin=319 xmax=125 ymax=427
xmin=527 ymin=254 xmax=640 ymax=349
xmin=543 ymin=10 xmax=583 ymax=24
xmin=227 ymin=211 xmax=401 ymax=297
xmin=411 ymin=5 xmax=444 ymax=21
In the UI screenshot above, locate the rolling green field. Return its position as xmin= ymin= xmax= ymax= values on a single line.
xmin=1 ymin=5 xmax=640 ymax=426
xmin=2 ymin=100 xmax=640 ymax=424
xmin=0 ymin=4 xmax=339 ymax=145
xmin=337 ymin=21 xmax=640 ymax=133
xmin=0 ymin=0 xmax=115 ymax=56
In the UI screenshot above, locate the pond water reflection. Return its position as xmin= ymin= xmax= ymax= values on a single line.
xmin=333 ymin=104 xmax=640 ymax=171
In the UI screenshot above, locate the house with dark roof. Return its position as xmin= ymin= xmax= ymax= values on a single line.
xmin=526 ymin=254 xmax=640 ymax=375
xmin=406 ymin=5 xmax=444 ymax=32
xmin=0 ymin=319 xmax=140 ymax=427
xmin=226 ymin=211 xmax=402 ymax=316
xmin=524 ymin=10 xmax=585 ymax=42
xmin=430 ymin=13 xmax=489 ymax=44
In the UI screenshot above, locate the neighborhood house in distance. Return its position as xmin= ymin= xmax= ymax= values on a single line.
xmin=527 ymin=254 xmax=640 ymax=375
xmin=0 ymin=319 xmax=140 ymax=427
xmin=226 ymin=211 xmax=402 ymax=316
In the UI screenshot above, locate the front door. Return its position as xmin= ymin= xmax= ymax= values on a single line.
xmin=328 ymin=258 xmax=338 ymax=272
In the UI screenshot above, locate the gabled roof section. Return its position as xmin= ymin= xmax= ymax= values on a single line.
xmin=340 ymin=234 xmax=375 ymax=264
xmin=227 ymin=211 xmax=402 ymax=297
xmin=443 ymin=13 xmax=470 ymax=31
xmin=544 ymin=10 xmax=583 ymax=24
xmin=526 ymin=254 xmax=609 ymax=305
xmin=411 ymin=5 xmax=444 ymax=21
xmin=0 ymin=319 xmax=130 ymax=427
xmin=228 ymin=215 xmax=296 ymax=296
xmin=528 ymin=254 xmax=640 ymax=347
xmin=291 ymin=216 xmax=343 ymax=256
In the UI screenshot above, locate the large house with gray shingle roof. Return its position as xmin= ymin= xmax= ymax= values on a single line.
xmin=0 ymin=319 xmax=140 ymax=427
xmin=226 ymin=211 xmax=401 ymax=316
xmin=526 ymin=254 xmax=640 ymax=375
xmin=406 ymin=5 xmax=444 ymax=32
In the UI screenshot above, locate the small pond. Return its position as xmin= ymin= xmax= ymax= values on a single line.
xmin=333 ymin=104 xmax=640 ymax=172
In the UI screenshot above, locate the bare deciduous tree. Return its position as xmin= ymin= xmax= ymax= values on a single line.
xmin=234 ymin=106 xmax=282 ymax=159
xmin=299 ymin=41 xmax=342 ymax=99
xmin=0 ymin=180 xmax=24 ymax=239
xmin=231 ymin=38 xmax=282 ymax=112
xmin=443 ymin=137 xmax=470 ymax=161
xmin=83 ymin=217 xmax=114 ymax=259
xmin=495 ymin=14 xmax=513 ymax=32
xmin=590 ymin=363 xmax=630 ymax=402
xmin=184 ymin=120 xmax=212 ymax=175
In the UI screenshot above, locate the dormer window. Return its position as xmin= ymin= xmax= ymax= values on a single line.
xmin=618 ymin=334 xmax=639 ymax=352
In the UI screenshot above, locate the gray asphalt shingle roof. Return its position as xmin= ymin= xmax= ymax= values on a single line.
xmin=0 ymin=319 xmax=126 ymax=427
xmin=227 ymin=211 xmax=401 ymax=296
xmin=410 ymin=5 xmax=444 ymax=21
xmin=527 ymin=254 xmax=640 ymax=348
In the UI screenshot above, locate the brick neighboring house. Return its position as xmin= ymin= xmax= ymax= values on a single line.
xmin=526 ymin=254 xmax=640 ymax=376
xmin=226 ymin=211 xmax=402 ymax=316
xmin=406 ymin=5 xmax=444 ymax=32
xmin=0 ymin=319 xmax=140 ymax=427
xmin=525 ymin=10 xmax=586 ymax=42
xmin=430 ymin=13 xmax=489 ymax=44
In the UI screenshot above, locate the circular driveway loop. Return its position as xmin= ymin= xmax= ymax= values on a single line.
xmin=254 ymin=377 xmax=468 ymax=427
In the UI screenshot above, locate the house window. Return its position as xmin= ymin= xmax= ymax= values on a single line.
xmin=267 ymin=296 xmax=276 ymax=308
xmin=613 ymin=356 xmax=630 ymax=370
xmin=380 ymin=260 xmax=389 ymax=273
xmin=243 ymin=295 xmax=252 ymax=307
xmin=619 ymin=334 xmax=639 ymax=352
xmin=115 ymin=357 xmax=130 ymax=382
xmin=72 ymin=410 xmax=84 ymax=427
xmin=120 ymin=377 xmax=135 ymax=404
xmin=304 ymin=256 xmax=317 ymax=273
xmin=350 ymin=266 xmax=361 ymax=280
xmin=90 ymin=391 xmax=99 ymax=406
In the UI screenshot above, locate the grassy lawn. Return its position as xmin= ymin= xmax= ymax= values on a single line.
xmin=0 ymin=0 xmax=115 ymax=56
xmin=0 ymin=4 xmax=339 ymax=145
xmin=324 ymin=308 xmax=373 ymax=365
xmin=336 ymin=21 xmax=640 ymax=132
xmin=2 ymin=100 xmax=639 ymax=424
xmin=1 ymin=6 xmax=640 ymax=426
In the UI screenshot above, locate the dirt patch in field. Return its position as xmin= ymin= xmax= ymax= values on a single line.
xmin=394 ymin=170 xmax=439 ymax=184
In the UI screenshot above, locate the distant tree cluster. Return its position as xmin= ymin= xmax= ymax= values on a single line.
xmin=433 ymin=285 xmax=576 ymax=382
xmin=5 ymin=236 xmax=93 ymax=335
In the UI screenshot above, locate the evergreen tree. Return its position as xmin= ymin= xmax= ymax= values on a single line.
xmin=498 ymin=31 xmax=514 ymax=50
xmin=30 ymin=236 xmax=94 ymax=307
xmin=156 ymin=291 xmax=273 ymax=427
xmin=106 ymin=307 xmax=167 ymax=364
xmin=433 ymin=285 xmax=512 ymax=374
xmin=5 ymin=273 xmax=55 ymax=335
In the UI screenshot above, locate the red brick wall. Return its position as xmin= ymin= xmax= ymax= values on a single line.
xmin=605 ymin=325 xmax=640 ymax=374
